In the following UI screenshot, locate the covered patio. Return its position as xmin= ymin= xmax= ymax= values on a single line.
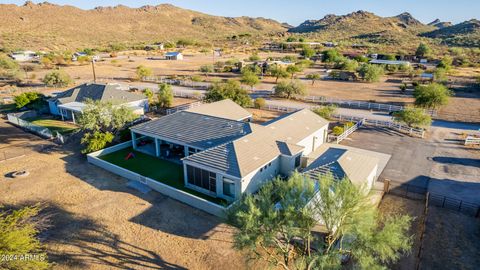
xmin=57 ymin=101 xmax=85 ymax=124
xmin=131 ymin=130 xmax=202 ymax=164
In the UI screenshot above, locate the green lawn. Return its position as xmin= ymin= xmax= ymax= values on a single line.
xmin=99 ymin=147 xmax=228 ymax=205
xmin=25 ymin=117 xmax=79 ymax=135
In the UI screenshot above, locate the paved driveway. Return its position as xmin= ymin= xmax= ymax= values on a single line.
xmin=341 ymin=126 xmax=480 ymax=204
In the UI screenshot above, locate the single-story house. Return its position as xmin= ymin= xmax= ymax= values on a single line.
xmin=128 ymin=100 xmax=390 ymax=204
xmin=186 ymin=99 xmax=252 ymax=121
xmin=9 ymin=51 xmax=39 ymax=62
xmin=165 ymin=52 xmax=183 ymax=60
xmin=48 ymin=83 xmax=148 ymax=123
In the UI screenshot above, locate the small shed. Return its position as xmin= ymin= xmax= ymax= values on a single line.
xmin=165 ymin=52 xmax=183 ymax=60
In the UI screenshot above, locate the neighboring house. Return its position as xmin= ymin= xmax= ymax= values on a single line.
xmin=165 ymin=52 xmax=183 ymax=60
xmin=370 ymin=59 xmax=411 ymax=66
xmin=9 ymin=51 xmax=39 ymax=62
xmin=48 ymin=83 xmax=148 ymax=123
xmin=145 ymin=43 xmax=164 ymax=51
xmin=185 ymin=99 xmax=252 ymax=121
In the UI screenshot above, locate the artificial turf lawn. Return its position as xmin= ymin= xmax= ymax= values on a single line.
xmin=99 ymin=147 xmax=228 ymax=205
xmin=25 ymin=117 xmax=79 ymax=134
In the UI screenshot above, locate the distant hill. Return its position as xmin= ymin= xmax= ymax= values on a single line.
xmin=288 ymin=11 xmax=435 ymax=48
xmin=427 ymin=19 xmax=453 ymax=29
xmin=0 ymin=1 xmax=288 ymax=50
xmin=422 ymin=19 xmax=480 ymax=47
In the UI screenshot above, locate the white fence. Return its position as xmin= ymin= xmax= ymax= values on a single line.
xmin=328 ymin=119 xmax=365 ymax=144
xmin=304 ymin=96 xmax=437 ymax=116
xmin=87 ymin=142 xmax=229 ymax=217
xmin=465 ymin=136 xmax=480 ymax=146
xmin=142 ymin=76 xmax=210 ymax=89
xmin=172 ymin=89 xmax=205 ymax=100
xmin=7 ymin=112 xmax=66 ymax=143
xmin=262 ymin=104 xmax=425 ymax=138
xmin=165 ymin=101 xmax=203 ymax=115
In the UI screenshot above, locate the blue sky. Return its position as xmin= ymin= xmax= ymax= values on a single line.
xmin=2 ymin=0 xmax=478 ymax=26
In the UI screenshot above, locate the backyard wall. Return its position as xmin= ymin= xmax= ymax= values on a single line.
xmin=87 ymin=142 xmax=229 ymax=217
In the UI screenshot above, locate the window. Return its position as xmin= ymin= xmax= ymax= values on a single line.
xmin=223 ymin=178 xmax=235 ymax=197
xmin=295 ymin=155 xmax=301 ymax=168
xmin=186 ymin=165 xmax=216 ymax=192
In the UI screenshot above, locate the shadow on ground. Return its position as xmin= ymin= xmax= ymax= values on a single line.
xmin=0 ymin=201 xmax=187 ymax=270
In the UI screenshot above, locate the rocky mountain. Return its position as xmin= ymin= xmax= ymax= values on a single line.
xmin=422 ymin=19 xmax=480 ymax=46
xmin=288 ymin=11 xmax=435 ymax=47
xmin=0 ymin=1 xmax=288 ymax=50
xmin=428 ymin=19 xmax=453 ymax=29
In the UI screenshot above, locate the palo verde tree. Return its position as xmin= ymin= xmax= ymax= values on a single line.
xmin=42 ymin=70 xmax=72 ymax=87
xmin=413 ymin=83 xmax=453 ymax=109
xmin=393 ymin=106 xmax=432 ymax=128
xmin=268 ymin=65 xmax=290 ymax=83
xmin=312 ymin=104 xmax=338 ymax=120
xmin=0 ymin=204 xmax=50 ymax=270
xmin=157 ymin=83 xmax=174 ymax=108
xmin=204 ymin=80 xmax=252 ymax=107
xmin=199 ymin=65 xmax=214 ymax=78
xmin=135 ymin=65 xmax=153 ymax=80
xmin=240 ymin=69 xmax=260 ymax=91
xmin=78 ymin=99 xmax=137 ymax=153
xmin=286 ymin=64 xmax=304 ymax=79
xmin=143 ymin=88 xmax=154 ymax=105
xmin=358 ymin=64 xmax=384 ymax=83
xmin=301 ymin=45 xmax=316 ymax=59
xmin=415 ymin=43 xmax=431 ymax=58
xmin=274 ymin=80 xmax=307 ymax=99
xmin=306 ymin=73 xmax=321 ymax=85
xmin=227 ymin=172 xmax=413 ymax=270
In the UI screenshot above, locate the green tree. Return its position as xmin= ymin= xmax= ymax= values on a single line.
xmin=228 ymin=173 xmax=413 ymax=270
xmin=358 ymin=64 xmax=384 ymax=82
xmin=136 ymin=65 xmax=153 ymax=80
xmin=241 ymin=70 xmax=260 ymax=91
xmin=78 ymin=100 xmax=136 ymax=134
xmin=42 ymin=70 xmax=72 ymax=87
xmin=268 ymin=65 xmax=290 ymax=83
xmin=0 ymin=205 xmax=50 ymax=270
xmin=81 ymin=131 xmax=114 ymax=154
xmin=254 ymin=98 xmax=266 ymax=109
xmin=13 ymin=92 xmax=44 ymax=109
xmin=286 ymin=65 xmax=304 ymax=79
xmin=312 ymin=104 xmax=337 ymax=120
xmin=301 ymin=45 xmax=316 ymax=59
xmin=415 ymin=43 xmax=431 ymax=58
xmin=143 ymin=88 xmax=154 ymax=105
xmin=306 ymin=73 xmax=321 ymax=85
xmin=434 ymin=68 xmax=448 ymax=82
xmin=393 ymin=107 xmax=432 ymax=128
xmin=199 ymin=65 xmax=214 ymax=78
xmin=437 ymin=56 xmax=453 ymax=71
xmin=274 ymin=80 xmax=307 ymax=99
xmin=413 ymin=83 xmax=453 ymax=109
xmin=204 ymin=80 xmax=252 ymax=107
xmin=322 ymin=49 xmax=341 ymax=63
xmin=0 ymin=54 xmax=20 ymax=79
xmin=157 ymin=83 xmax=174 ymax=108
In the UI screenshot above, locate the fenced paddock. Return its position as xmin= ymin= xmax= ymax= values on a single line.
xmin=383 ymin=179 xmax=480 ymax=218
xmin=328 ymin=119 xmax=364 ymax=144
xmin=87 ymin=142 xmax=231 ymax=217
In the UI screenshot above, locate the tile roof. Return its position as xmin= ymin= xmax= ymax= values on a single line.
xmin=52 ymin=83 xmax=146 ymax=105
xmin=131 ymin=111 xmax=254 ymax=150
xmin=303 ymin=143 xmax=391 ymax=187
xmin=186 ymin=99 xmax=252 ymax=121
xmin=184 ymin=109 xmax=329 ymax=178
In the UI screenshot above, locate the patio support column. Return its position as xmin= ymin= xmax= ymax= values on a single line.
xmin=131 ymin=131 xmax=137 ymax=150
xmin=184 ymin=146 xmax=189 ymax=157
xmin=60 ymin=109 xmax=64 ymax=121
xmin=155 ymin=138 xmax=160 ymax=157
xmin=71 ymin=111 xmax=76 ymax=124
xmin=183 ymin=164 xmax=188 ymax=187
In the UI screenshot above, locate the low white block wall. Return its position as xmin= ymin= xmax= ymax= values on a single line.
xmin=87 ymin=142 xmax=229 ymax=217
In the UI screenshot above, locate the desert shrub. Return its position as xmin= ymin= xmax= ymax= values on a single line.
xmin=254 ymin=98 xmax=266 ymax=109
xmin=332 ymin=126 xmax=344 ymax=136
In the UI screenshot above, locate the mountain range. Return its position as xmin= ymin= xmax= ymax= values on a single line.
xmin=0 ymin=2 xmax=478 ymax=51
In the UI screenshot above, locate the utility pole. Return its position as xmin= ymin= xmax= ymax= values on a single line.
xmin=91 ymin=59 xmax=97 ymax=83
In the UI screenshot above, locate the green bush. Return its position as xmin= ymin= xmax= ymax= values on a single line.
xmin=42 ymin=70 xmax=72 ymax=87
xmin=332 ymin=126 xmax=344 ymax=136
xmin=254 ymin=98 xmax=266 ymax=109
